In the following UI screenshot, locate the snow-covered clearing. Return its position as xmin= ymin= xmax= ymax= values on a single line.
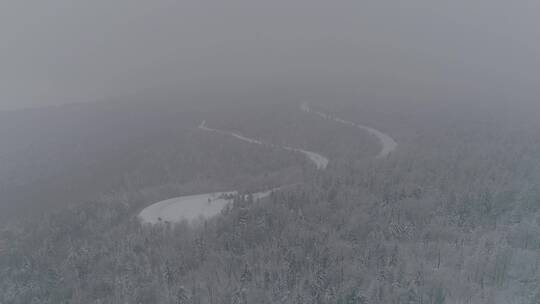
xmin=139 ymin=190 xmax=273 ymax=225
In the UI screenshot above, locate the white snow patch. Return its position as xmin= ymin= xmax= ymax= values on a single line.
xmin=139 ymin=190 xmax=273 ymax=225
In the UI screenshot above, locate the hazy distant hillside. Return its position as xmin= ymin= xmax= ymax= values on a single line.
xmin=0 ymin=99 xmax=382 ymax=221
xmin=0 ymin=101 xmax=191 ymax=218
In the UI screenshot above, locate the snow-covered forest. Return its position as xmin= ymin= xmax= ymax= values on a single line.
xmin=3 ymin=0 xmax=540 ymax=302
xmin=2 ymin=99 xmax=540 ymax=303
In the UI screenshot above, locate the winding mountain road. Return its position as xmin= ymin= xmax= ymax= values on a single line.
xmin=199 ymin=120 xmax=329 ymax=170
xmin=138 ymin=104 xmax=397 ymax=224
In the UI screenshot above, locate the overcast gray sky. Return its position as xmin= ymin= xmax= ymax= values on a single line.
xmin=1 ymin=0 xmax=539 ymax=111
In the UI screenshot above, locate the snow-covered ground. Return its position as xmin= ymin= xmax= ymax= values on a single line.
xmin=301 ymin=103 xmax=398 ymax=158
xmin=199 ymin=121 xmax=265 ymax=145
xmin=199 ymin=120 xmax=329 ymax=169
xmin=284 ymin=146 xmax=329 ymax=170
xmin=139 ymin=190 xmax=273 ymax=225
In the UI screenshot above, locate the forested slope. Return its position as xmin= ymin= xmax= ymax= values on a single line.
xmin=2 ymin=101 xmax=540 ymax=303
xmin=0 ymin=101 xmax=308 ymax=220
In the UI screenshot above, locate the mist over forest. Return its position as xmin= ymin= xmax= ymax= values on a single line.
xmin=3 ymin=1 xmax=540 ymax=303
